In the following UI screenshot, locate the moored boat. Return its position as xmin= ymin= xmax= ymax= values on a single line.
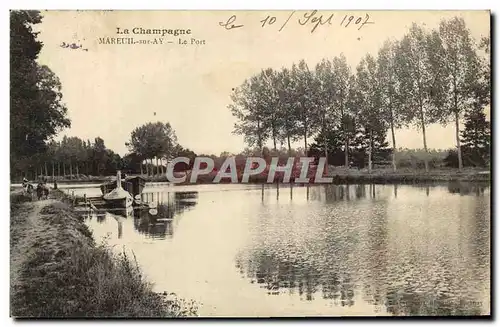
xmin=103 ymin=171 xmax=133 ymax=208
xmin=100 ymin=174 xmax=146 ymax=197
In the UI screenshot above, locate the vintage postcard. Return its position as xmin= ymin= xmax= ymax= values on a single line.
xmin=9 ymin=10 xmax=491 ymax=318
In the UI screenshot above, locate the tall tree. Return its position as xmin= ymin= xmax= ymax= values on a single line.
xmin=355 ymin=54 xmax=384 ymax=173
xmin=461 ymin=107 xmax=490 ymax=167
xmin=315 ymin=59 xmax=337 ymax=169
xmin=475 ymin=35 xmax=490 ymax=114
xmin=291 ymin=60 xmax=319 ymax=154
xmin=377 ymin=40 xmax=404 ymax=172
xmin=230 ymin=76 xmax=269 ymax=152
xmin=438 ymin=17 xmax=483 ymax=171
xmin=46 ymin=140 xmax=58 ymax=178
xmin=394 ymin=24 xmax=446 ymax=172
xmin=260 ymin=68 xmax=285 ymax=150
xmin=92 ymin=137 xmax=108 ymax=175
xmin=277 ymin=68 xmax=302 ymax=154
xmin=156 ymin=122 xmax=178 ymax=174
xmin=331 ymin=55 xmax=353 ymax=168
xmin=10 ymin=10 xmax=70 ymax=174
xmin=128 ymin=122 xmax=177 ymax=176
xmin=309 ymin=126 xmax=345 ymax=166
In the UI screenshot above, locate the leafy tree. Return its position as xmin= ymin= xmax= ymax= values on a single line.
xmin=171 ymin=145 xmax=197 ymax=171
xmin=10 ymin=10 xmax=70 ymax=176
xmin=122 ymin=152 xmax=143 ymax=174
xmin=63 ymin=136 xmax=88 ymax=177
xmin=91 ymin=137 xmax=108 ymax=176
xmin=309 ymin=127 xmax=345 ymax=166
xmin=309 ymin=121 xmax=390 ymax=169
xmin=438 ymin=17 xmax=483 ymax=170
xmin=230 ymin=76 xmax=269 ymax=152
xmin=260 ymin=68 xmax=285 ymax=150
xmin=476 ymin=35 xmax=490 ymax=113
xmin=128 ymin=122 xmax=177 ymax=176
xmin=107 ymin=151 xmax=123 ymax=172
xmin=394 ymin=24 xmax=446 ymax=172
xmin=352 ymin=125 xmax=391 ymax=168
xmin=461 ymin=107 xmax=490 ymax=166
xmin=354 ymin=54 xmax=385 ymax=172
xmin=290 ymin=60 xmax=319 ymax=154
xmin=331 ymin=55 xmax=354 ymax=168
xmin=377 ymin=40 xmax=404 ymax=171
xmin=315 ymin=59 xmax=338 ymax=168
xmin=46 ymin=140 xmax=58 ymax=178
xmin=276 ymin=68 xmax=302 ymax=154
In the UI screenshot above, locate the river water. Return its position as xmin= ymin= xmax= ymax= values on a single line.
xmin=69 ymin=182 xmax=490 ymax=317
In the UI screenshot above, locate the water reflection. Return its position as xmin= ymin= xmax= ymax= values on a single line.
xmin=86 ymin=190 xmax=199 ymax=240
xmin=447 ymin=181 xmax=489 ymax=196
xmin=132 ymin=191 xmax=199 ymax=240
xmin=81 ymin=183 xmax=489 ymax=316
xmin=95 ymin=212 xmax=106 ymax=224
xmin=308 ymin=184 xmax=372 ymax=202
xmin=111 ymin=206 xmax=134 ymax=218
xmin=235 ymin=183 xmax=490 ymax=316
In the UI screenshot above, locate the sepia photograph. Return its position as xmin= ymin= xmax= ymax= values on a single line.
xmin=9 ymin=9 xmax=491 ymax=318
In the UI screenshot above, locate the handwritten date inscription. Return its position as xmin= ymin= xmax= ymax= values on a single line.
xmin=219 ymin=11 xmax=374 ymax=33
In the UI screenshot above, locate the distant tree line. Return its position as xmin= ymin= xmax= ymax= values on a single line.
xmin=16 ymin=136 xmax=122 ymax=179
xmin=13 ymin=127 xmax=199 ymax=180
xmin=229 ymin=17 xmax=490 ymax=172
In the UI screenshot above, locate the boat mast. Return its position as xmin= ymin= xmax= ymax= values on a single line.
xmin=117 ymin=170 xmax=122 ymax=189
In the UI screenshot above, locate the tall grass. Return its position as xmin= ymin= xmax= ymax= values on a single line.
xmin=14 ymin=244 xmax=197 ymax=317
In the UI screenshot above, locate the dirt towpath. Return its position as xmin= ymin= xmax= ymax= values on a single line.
xmin=10 ymin=197 xmax=57 ymax=304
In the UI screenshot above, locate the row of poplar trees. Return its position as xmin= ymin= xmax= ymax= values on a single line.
xmin=229 ymin=17 xmax=490 ymax=172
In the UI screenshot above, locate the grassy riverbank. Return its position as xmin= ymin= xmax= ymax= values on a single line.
xmin=10 ymin=189 xmax=197 ymax=318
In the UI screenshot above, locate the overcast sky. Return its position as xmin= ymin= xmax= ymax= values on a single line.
xmin=36 ymin=10 xmax=490 ymax=156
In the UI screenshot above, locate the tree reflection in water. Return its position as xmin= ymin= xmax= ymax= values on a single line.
xmin=236 ymin=185 xmax=366 ymax=306
xmin=96 ymin=213 xmax=106 ymax=224
xmin=133 ymin=191 xmax=198 ymax=239
xmin=447 ymin=181 xmax=489 ymax=196
xmin=235 ymin=183 xmax=490 ymax=315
